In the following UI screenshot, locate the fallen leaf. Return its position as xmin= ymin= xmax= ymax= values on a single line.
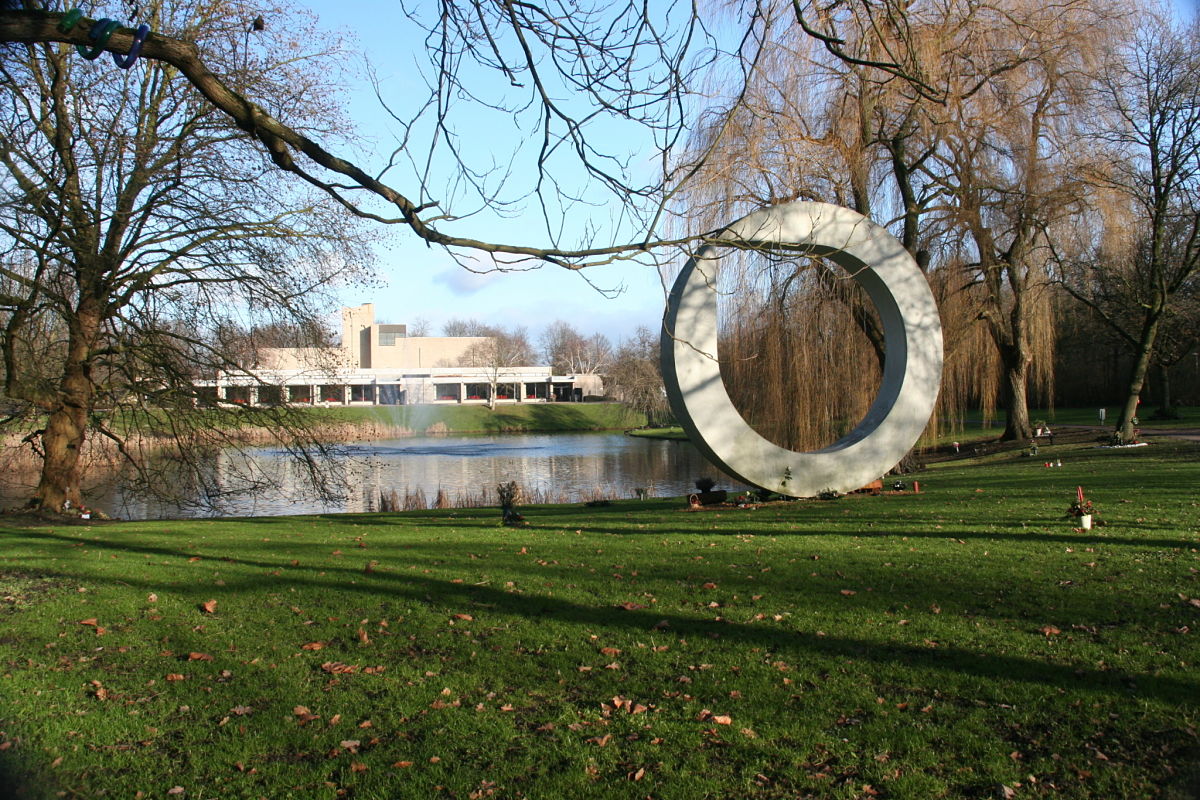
xmin=393 ymin=761 xmax=413 ymax=768
xmin=453 ymin=613 xmax=474 ymax=621
xmin=199 ymin=600 xmax=217 ymax=614
xmin=321 ymin=662 xmax=358 ymax=674
xmin=78 ymin=618 xmax=98 ymax=627
xmin=350 ymin=762 xmax=367 ymax=772
xmin=1039 ymin=626 xmax=1061 ymax=636
xmin=230 ymin=705 xmax=253 ymax=716
xmin=840 ymin=589 xmax=857 ymax=596
xmin=713 ymin=715 xmax=733 ymax=725
xmin=167 ymin=788 xmax=185 ymax=796
xmin=301 ymin=642 xmax=326 ymax=651
xmin=165 ymin=673 xmax=185 ymax=682
xmin=600 ymin=647 xmax=621 ymax=656
xmin=340 ymin=740 xmax=361 ymax=752
xmin=187 ymin=652 xmax=213 ymax=662
xmin=147 ymin=594 xmax=158 ymax=603
xmin=630 ymin=767 xmax=646 ymax=781
xmin=294 ymin=705 xmax=316 ymax=717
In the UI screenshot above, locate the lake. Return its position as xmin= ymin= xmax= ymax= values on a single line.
xmin=66 ymin=432 xmax=745 ymax=520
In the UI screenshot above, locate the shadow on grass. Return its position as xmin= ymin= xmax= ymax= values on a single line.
xmin=301 ymin=503 xmax=1199 ymax=549
xmin=0 ymin=754 xmax=54 ymax=800
xmin=7 ymin=528 xmax=1198 ymax=709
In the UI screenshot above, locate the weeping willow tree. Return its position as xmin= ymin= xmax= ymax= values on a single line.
xmin=667 ymin=0 xmax=1120 ymax=450
xmin=668 ymin=1 xmax=956 ymax=454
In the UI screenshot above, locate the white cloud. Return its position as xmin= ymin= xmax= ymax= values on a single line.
xmin=433 ymin=268 xmax=494 ymax=296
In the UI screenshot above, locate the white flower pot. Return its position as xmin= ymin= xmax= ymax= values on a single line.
xmin=1080 ymin=514 xmax=1092 ymax=530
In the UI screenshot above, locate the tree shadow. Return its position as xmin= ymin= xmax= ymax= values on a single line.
xmin=7 ymin=528 xmax=1197 ymax=708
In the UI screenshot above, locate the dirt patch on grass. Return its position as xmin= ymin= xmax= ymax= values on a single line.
xmin=0 ymin=570 xmax=72 ymax=613
xmin=0 ymin=509 xmax=114 ymax=527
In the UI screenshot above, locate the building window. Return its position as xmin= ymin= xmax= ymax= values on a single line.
xmin=377 ymin=324 xmax=407 ymax=346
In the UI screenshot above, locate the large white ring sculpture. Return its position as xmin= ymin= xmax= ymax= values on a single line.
xmin=661 ymin=201 xmax=943 ymax=497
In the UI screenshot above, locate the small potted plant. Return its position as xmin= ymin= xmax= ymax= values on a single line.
xmin=689 ymin=477 xmax=727 ymax=506
xmin=1067 ymin=486 xmax=1097 ymax=530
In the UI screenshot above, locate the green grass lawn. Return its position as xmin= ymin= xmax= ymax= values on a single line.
xmin=1 ymin=438 xmax=1198 ymax=799
xmin=300 ymin=402 xmax=646 ymax=434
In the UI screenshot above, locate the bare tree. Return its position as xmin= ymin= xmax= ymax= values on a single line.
xmin=1063 ymin=14 xmax=1200 ymax=441
xmin=458 ymin=325 xmax=534 ymax=409
xmin=605 ymin=326 xmax=670 ymax=426
xmin=540 ymin=320 xmax=612 ymax=375
xmin=0 ymin=0 xmax=370 ymax=513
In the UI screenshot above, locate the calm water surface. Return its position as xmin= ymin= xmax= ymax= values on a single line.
xmin=80 ymin=432 xmax=744 ymax=520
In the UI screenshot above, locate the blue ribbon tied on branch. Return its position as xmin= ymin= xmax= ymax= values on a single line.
xmin=57 ymin=8 xmax=151 ymax=69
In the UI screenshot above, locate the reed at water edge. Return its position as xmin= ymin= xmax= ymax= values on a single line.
xmin=373 ymin=483 xmax=657 ymax=512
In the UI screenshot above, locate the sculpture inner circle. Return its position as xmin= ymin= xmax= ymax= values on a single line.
xmin=660 ymin=201 xmax=943 ymax=497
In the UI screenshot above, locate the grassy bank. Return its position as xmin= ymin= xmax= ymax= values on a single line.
xmin=295 ymin=401 xmax=646 ymax=437
xmin=1 ymin=438 xmax=1198 ymax=799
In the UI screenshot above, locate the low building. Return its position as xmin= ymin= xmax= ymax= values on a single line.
xmin=205 ymin=304 xmax=602 ymax=406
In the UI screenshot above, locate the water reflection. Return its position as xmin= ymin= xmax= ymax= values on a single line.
xmin=83 ymin=433 xmax=744 ymax=519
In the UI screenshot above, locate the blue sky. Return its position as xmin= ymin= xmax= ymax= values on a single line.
xmin=293 ymin=0 xmax=675 ymax=344
xmin=293 ymin=0 xmax=1199 ymax=343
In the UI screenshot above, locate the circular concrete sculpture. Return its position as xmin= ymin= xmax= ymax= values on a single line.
xmin=661 ymin=201 xmax=942 ymax=497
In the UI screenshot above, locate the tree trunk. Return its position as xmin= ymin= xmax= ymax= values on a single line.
xmin=1157 ymin=363 xmax=1174 ymax=415
xmin=32 ymin=304 xmax=100 ymax=511
xmin=1115 ymin=312 xmax=1160 ymax=442
xmin=1000 ymin=356 xmax=1033 ymax=442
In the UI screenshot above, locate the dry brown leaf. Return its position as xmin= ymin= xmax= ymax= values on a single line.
xmin=78 ymin=618 xmax=98 ymax=627
xmin=301 ymin=642 xmax=326 ymax=651
xmin=453 ymin=613 xmax=474 ymax=621
xmin=1039 ymin=626 xmax=1062 ymax=636
xmin=293 ymin=705 xmax=320 ymax=724
xmin=165 ymin=673 xmax=185 ymax=682
xmin=600 ymin=647 xmax=621 ymax=656
xmin=321 ymin=662 xmax=359 ymax=674
xmin=199 ymin=600 xmax=217 ymax=614
xmin=393 ymin=760 xmax=413 ymax=768
xmin=350 ymin=762 xmax=367 ymax=772
xmin=187 ymin=652 xmax=213 ymax=662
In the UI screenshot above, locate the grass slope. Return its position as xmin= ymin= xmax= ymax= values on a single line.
xmin=1 ymin=439 xmax=1198 ymax=799
xmin=299 ymin=402 xmax=646 ymax=435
